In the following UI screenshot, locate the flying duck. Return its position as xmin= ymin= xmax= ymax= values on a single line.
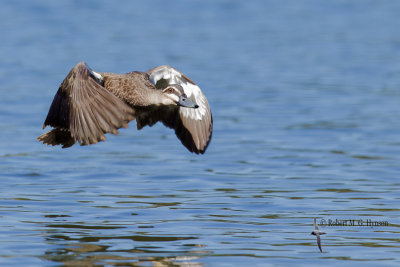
xmin=37 ymin=62 xmax=212 ymax=154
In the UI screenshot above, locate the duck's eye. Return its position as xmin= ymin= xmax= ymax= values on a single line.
xmin=167 ymin=88 xmax=173 ymax=93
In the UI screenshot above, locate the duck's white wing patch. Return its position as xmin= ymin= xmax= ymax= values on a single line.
xmin=88 ymin=69 xmax=103 ymax=84
xmin=147 ymin=65 xmax=213 ymax=154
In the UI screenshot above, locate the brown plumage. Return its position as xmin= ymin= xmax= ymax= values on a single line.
xmin=38 ymin=62 xmax=213 ymax=154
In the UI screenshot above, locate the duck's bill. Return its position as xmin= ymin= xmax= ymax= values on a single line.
xmin=178 ymin=96 xmax=199 ymax=108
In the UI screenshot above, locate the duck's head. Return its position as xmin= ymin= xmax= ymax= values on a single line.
xmin=162 ymin=84 xmax=199 ymax=108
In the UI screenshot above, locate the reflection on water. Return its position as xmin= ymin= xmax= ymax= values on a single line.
xmin=2 ymin=178 xmax=397 ymax=265
xmin=1 ymin=0 xmax=400 ymax=266
xmin=45 ymin=245 xmax=205 ymax=266
xmin=43 ymin=229 xmax=205 ymax=266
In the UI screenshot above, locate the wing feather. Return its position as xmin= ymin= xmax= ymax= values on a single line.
xmin=146 ymin=65 xmax=212 ymax=154
xmin=38 ymin=62 xmax=135 ymax=147
xmin=314 ymin=218 xmax=319 ymax=230
xmin=316 ymin=235 xmax=322 ymax=252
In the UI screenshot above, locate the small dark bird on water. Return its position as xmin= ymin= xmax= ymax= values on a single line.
xmin=311 ymin=218 xmax=326 ymax=253
xmin=38 ymin=62 xmax=213 ymax=154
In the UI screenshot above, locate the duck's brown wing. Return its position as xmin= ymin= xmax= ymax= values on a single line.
xmin=145 ymin=65 xmax=213 ymax=154
xmin=38 ymin=62 xmax=135 ymax=148
xmin=136 ymin=105 xmax=211 ymax=154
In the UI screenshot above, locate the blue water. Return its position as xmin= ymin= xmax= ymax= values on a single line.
xmin=1 ymin=0 xmax=400 ymax=266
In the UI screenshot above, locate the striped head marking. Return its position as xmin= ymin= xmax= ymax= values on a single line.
xmin=162 ymin=84 xmax=198 ymax=108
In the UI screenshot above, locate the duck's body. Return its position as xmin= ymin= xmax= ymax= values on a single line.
xmin=99 ymin=71 xmax=166 ymax=107
xmin=38 ymin=62 xmax=212 ymax=154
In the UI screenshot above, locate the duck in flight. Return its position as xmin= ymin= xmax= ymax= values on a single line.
xmin=37 ymin=62 xmax=213 ymax=154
